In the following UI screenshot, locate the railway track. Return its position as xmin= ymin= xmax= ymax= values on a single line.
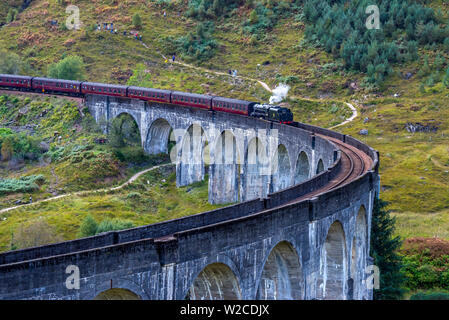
xmin=284 ymin=135 xmax=372 ymax=206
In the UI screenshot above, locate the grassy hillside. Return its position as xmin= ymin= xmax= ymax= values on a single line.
xmin=0 ymin=164 xmax=223 ymax=252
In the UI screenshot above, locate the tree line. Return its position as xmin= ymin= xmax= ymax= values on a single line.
xmin=303 ymin=0 xmax=449 ymax=85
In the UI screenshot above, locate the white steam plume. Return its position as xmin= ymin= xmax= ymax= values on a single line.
xmin=269 ymin=83 xmax=290 ymax=104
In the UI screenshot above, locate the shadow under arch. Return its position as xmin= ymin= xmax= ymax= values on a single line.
xmin=242 ymin=136 xmax=269 ymax=201
xmin=109 ymin=112 xmax=142 ymax=147
xmin=93 ymin=288 xmax=142 ymax=300
xmin=317 ymin=220 xmax=347 ymax=300
xmin=209 ymin=130 xmax=242 ymax=204
xmin=177 ymin=123 xmax=209 ymax=187
xmin=316 ymin=158 xmax=325 ymax=174
xmin=186 ymin=262 xmax=242 ymax=300
xmin=270 ymin=144 xmax=292 ymax=193
xmin=145 ymin=118 xmax=174 ymax=155
xmin=256 ymin=241 xmax=304 ymax=300
xmin=294 ymin=151 xmax=310 ymax=184
xmin=351 ymin=205 xmax=368 ymax=300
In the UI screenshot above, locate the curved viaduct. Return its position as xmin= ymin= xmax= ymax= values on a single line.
xmin=0 ymin=94 xmax=379 ymax=300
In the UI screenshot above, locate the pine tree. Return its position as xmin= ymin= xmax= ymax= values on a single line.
xmin=370 ymin=197 xmax=405 ymax=300
xmin=132 ymin=13 xmax=142 ymax=29
xmin=249 ymin=10 xmax=259 ymax=25
xmin=443 ymin=67 xmax=449 ymax=88
xmin=79 ymin=214 xmax=98 ymax=237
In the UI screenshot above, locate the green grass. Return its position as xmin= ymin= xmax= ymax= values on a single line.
xmin=0 ymin=165 xmax=223 ymax=252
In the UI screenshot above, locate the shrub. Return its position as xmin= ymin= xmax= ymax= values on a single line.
xmin=1 ymin=139 xmax=13 ymax=161
xmin=0 ymin=50 xmax=30 ymax=75
xmin=79 ymin=214 xmax=98 ymax=237
xmin=410 ymin=291 xmax=449 ymax=300
xmin=48 ymin=55 xmax=86 ymax=80
xmin=0 ymin=130 xmax=41 ymax=161
xmin=79 ymin=216 xmax=135 ymax=237
xmin=132 ymin=13 xmax=142 ymax=29
xmin=0 ymin=175 xmax=46 ymax=195
xmin=95 ymin=218 xmax=135 ymax=234
xmin=164 ymin=22 xmax=218 ymax=62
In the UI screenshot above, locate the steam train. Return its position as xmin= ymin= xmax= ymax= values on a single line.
xmin=0 ymin=74 xmax=294 ymax=124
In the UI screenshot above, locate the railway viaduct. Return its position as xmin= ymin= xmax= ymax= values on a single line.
xmin=0 ymin=94 xmax=380 ymax=300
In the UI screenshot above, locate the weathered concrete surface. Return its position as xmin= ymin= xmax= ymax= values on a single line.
xmin=0 ymin=95 xmax=379 ymax=300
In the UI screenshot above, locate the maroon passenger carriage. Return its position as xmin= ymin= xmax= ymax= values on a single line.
xmin=81 ymin=82 xmax=127 ymax=97
xmin=0 ymin=74 xmax=32 ymax=91
xmin=211 ymin=96 xmax=256 ymax=116
xmin=32 ymin=77 xmax=81 ymax=95
xmin=171 ymin=91 xmax=212 ymax=110
xmin=127 ymin=86 xmax=171 ymax=104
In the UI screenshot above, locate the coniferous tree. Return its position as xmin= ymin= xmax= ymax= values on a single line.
xmin=79 ymin=214 xmax=98 ymax=237
xmin=370 ymin=197 xmax=405 ymax=300
xmin=443 ymin=67 xmax=449 ymax=88
xmin=132 ymin=13 xmax=142 ymax=29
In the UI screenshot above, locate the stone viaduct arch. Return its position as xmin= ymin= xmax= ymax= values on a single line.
xmin=317 ymin=220 xmax=347 ymax=300
xmin=270 ymin=144 xmax=292 ymax=193
xmin=242 ymin=137 xmax=270 ymax=201
xmin=209 ymin=130 xmax=242 ymax=204
xmin=177 ymin=123 xmax=209 ymax=187
xmin=351 ymin=206 xmax=368 ymax=300
xmin=256 ymin=241 xmax=304 ymax=300
xmin=145 ymin=118 xmax=174 ymax=155
xmin=186 ymin=263 xmax=242 ymax=300
xmin=316 ymin=158 xmax=325 ymax=175
xmin=94 ymin=288 xmax=142 ymax=300
xmin=294 ymin=151 xmax=310 ymax=184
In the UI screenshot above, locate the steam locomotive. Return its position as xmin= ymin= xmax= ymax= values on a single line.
xmin=0 ymin=74 xmax=294 ymax=124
